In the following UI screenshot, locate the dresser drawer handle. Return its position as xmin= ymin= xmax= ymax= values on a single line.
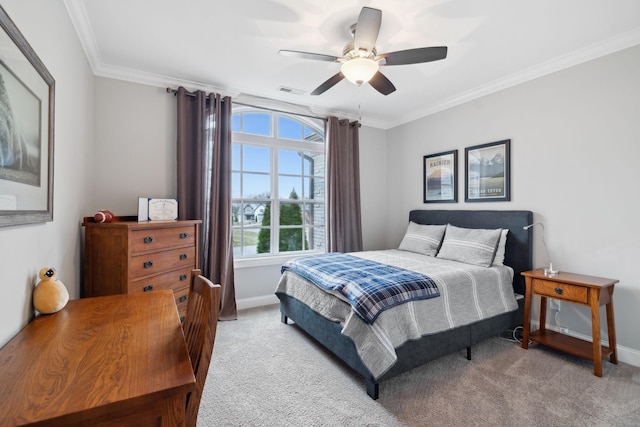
xmin=179 ymin=295 xmax=188 ymax=303
xmin=180 ymin=233 xmax=188 ymax=239
xmin=143 ymin=285 xmax=154 ymax=292
xmin=180 ymin=274 xmax=187 ymax=281
xmin=180 ymin=254 xmax=187 ymax=260
xmin=144 ymin=236 xmax=153 ymax=244
xmin=144 ymin=261 xmax=153 ymax=268
xmin=554 ymin=287 xmax=563 ymax=295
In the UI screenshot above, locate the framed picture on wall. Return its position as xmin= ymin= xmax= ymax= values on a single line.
xmin=423 ymin=150 xmax=458 ymax=203
xmin=465 ymin=139 xmax=510 ymax=202
xmin=0 ymin=5 xmax=55 ymax=227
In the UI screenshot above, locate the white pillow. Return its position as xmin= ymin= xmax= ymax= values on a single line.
xmin=398 ymin=222 xmax=446 ymax=257
xmin=492 ymin=229 xmax=509 ymax=266
xmin=436 ymin=224 xmax=502 ymax=267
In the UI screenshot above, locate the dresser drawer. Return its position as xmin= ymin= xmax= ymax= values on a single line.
xmin=533 ymin=279 xmax=588 ymax=304
xmin=130 ymin=225 xmax=196 ymax=254
xmin=129 ymin=246 xmax=196 ymax=278
xmin=129 ymin=267 xmax=193 ymax=293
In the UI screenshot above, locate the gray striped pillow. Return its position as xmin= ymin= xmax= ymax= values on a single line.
xmin=398 ymin=222 xmax=446 ymax=256
xmin=436 ymin=224 xmax=502 ymax=267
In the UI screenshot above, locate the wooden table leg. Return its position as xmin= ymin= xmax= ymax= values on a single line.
xmin=589 ymin=288 xmax=603 ymax=377
xmin=539 ymin=295 xmax=547 ymax=332
xmin=522 ymin=277 xmax=532 ymax=349
xmin=606 ymin=288 xmax=617 ymax=364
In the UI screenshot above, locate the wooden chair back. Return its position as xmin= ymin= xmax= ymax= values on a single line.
xmin=183 ymin=268 xmax=221 ymax=427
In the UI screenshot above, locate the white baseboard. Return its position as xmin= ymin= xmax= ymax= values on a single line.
xmin=236 ymin=294 xmax=279 ymax=311
xmin=530 ymin=320 xmax=640 ymax=368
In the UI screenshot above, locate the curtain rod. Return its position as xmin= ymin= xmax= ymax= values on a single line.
xmin=166 ymin=87 xmax=328 ymax=122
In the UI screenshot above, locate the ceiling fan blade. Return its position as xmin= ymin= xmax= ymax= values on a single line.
xmin=279 ymin=50 xmax=339 ymax=63
xmin=368 ymin=71 xmax=396 ymax=96
xmin=353 ymin=7 xmax=382 ymax=52
xmin=311 ymin=72 xmax=345 ymax=95
xmin=379 ymin=46 xmax=448 ymax=66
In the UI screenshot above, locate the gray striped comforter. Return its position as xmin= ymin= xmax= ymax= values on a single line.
xmin=275 ymin=249 xmax=517 ymax=379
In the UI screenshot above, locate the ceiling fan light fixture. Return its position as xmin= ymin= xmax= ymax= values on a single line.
xmin=341 ymin=57 xmax=379 ymax=85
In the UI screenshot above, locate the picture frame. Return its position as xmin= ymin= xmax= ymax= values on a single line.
xmin=0 ymin=5 xmax=55 ymax=227
xmin=423 ymin=149 xmax=458 ymax=203
xmin=138 ymin=197 xmax=179 ymax=221
xmin=465 ymin=139 xmax=510 ymax=202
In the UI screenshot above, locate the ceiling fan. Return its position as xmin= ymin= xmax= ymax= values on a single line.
xmin=279 ymin=7 xmax=447 ymax=96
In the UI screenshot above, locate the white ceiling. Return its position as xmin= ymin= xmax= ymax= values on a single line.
xmin=64 ymin=0 xmax=640 ymax=129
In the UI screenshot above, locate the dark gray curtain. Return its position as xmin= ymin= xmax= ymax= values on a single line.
xmin=176 ymin=87 xmax=237 ymax=320
xmin=326 ymin=116 xmax=363 ymax=253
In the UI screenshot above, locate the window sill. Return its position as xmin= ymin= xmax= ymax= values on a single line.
xmin=233 ymin=251 xmax=324 ymax=269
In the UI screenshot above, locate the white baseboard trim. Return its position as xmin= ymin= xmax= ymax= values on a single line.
xmin=236 ymin=294 xmax=279 ymax=311
xmin=530 ymin=320 xmax=640 ymax=368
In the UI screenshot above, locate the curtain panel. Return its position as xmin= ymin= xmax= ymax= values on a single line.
xmin=326 ymin=116 xmax=363 ymax=253
xmin=176 ymin=87 xmax=237 ymax=320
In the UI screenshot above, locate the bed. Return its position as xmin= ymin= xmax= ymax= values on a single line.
xmin=275 ymin=209 xmax=533 ymax=399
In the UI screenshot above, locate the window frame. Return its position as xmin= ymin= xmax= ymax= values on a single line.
xmin=231 ymin=107 xmax=326 ymax=264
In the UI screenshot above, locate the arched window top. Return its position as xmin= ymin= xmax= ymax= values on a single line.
xmin=231 ymin=106 xmax=324 ymax=142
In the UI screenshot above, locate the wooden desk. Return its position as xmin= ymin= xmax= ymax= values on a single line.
xmin=521 ymin=269 xmax=618 ymax=377
xmin=0 ymin=291 xmax=195 ymax=426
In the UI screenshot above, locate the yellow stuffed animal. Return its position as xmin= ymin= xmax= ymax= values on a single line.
xmin=33 ymin=267 xmax=69 ymax=314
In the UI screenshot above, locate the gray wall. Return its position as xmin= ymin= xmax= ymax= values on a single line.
xmin=0 ymin=0 xmax=94 ymax=346
xmin=387 ymin=45 xmax=640 ymax=366
xmin=92 ymin=78 xmax=176 ymax=213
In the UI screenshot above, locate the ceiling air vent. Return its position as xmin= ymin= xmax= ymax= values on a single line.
xmin=277 ymin=86 xmax=305 ymax=95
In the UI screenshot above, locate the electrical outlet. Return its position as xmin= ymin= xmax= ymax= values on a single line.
xmin=550 ymin=298 xmax=561 ymax=311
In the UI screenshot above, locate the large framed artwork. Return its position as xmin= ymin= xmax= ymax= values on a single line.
xmin=0 ymin=5 xmax=55 ymax=226
xmin=465 ymin=139 xmax=510 ymax=202
xmin=423 ymin=150 xmax=457 ymax=203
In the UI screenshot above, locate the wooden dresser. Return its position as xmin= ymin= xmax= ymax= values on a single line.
xmin=82 ymin=216 xmax=201 ymax=321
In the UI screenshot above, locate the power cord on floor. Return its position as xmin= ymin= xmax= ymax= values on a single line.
xmin=498 ymin=325 xmax=531 ymax=345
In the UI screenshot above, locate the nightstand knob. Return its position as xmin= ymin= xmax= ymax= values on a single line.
xmin=179 ymin=233 xmax=188 ymax=239
xmin=554 ymin=287 xmax=563 ymax=295
xmin=144 ymin=236 xmax=153 ymax=244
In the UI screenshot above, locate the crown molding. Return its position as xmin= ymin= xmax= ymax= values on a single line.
xmin=65 ymin=0 xmax=640 ymax=130
xmin=64 ymin=0 xmax=101 ymax=72
xmin=386 ymin=28 xmax=640 ymax=129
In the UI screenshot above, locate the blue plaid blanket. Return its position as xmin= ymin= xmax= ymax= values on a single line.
xmin=281 ymin=253 xmax=440 ymax=324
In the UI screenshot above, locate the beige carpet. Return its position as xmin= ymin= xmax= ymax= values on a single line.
xmin=198 ymin=304 xmax=640 ymax=426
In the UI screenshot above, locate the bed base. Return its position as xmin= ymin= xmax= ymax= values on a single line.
xmin=278 ymin=293 xmax=524 ymax=399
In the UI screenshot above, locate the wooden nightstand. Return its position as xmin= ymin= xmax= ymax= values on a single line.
xmin=521 ymin=269 xmax=618 ymax=376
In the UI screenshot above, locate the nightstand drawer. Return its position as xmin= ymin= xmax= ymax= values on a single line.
xmin=533 ymin=279 xmax=587 ymax=304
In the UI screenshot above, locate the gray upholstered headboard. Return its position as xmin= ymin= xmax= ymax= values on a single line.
xmin=409 ymin=210 xmax=533 ymax=295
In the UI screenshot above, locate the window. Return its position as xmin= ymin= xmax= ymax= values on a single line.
xmin=231 ymin=107 xmax=325 ymax=258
